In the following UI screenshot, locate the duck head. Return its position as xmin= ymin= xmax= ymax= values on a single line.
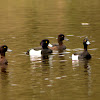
xmin=40 ymin=39 xmax=50 ymax=49
xmin=0 ymin=45 xmax=12 ymax=56
xmin=58 ymin=34 xmax=65 ymax=41
xmin=58 ymin=34 xmax=69 ymax=45
xmin=83 ymin=38 xmax=91 ymax=50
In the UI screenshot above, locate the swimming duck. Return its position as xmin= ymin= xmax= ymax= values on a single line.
xmin=72 ymin=38 xmax=91 ymax=60
xmin=48 ymin=34 xmax=69 ymax=52
xmin=27 ymin=39 xmax=52 ymax=57
xmin=0 ymin=45 xmax=11 ymax=65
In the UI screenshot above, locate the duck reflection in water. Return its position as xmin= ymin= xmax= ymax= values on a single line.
xmin=83 ymin=59 xmax=91 ymax=73
xmin=72 ymin=58 xmax=92 ymax=96
xmin=72 ymin=58 xmax=91 ymax=73
xmin=41 ymin=54 xmax=53 ymax=67
xmin=42 ymin=54 xmax=49 ymax=64
xmin=0 ymin=65 xmax=8 ymax=73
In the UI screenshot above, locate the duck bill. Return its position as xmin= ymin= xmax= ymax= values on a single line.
xmin=7 ymin=48 xmax=12 ymax=52
xmin=48 ymin=43 xmax=53 ymax=47
xmin=64 ymin=37 xmax=69 ymax=41
xmin=86 ymin=41 xmax=91 ymax=45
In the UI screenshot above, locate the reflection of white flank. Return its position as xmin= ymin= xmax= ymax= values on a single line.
xmin=72 ymin=54 xmax=79 ymax=69
xmin=30 ymin=56 xmax=41 ymax=62
xmin=48 ymin=55 xmax=54 ymax=67
xmin=72 ymin=60 xmax=79 ymax=68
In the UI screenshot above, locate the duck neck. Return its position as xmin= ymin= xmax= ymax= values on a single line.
xmin=42 ymin=46 xmax=48 ymax=49
xmin=1 ymin=52 xmax=5 ymax=56
xmin=0 ymin=54 xmax=5 ymax=59
xmin=58 ymin=40 xmax=63 ymax=46
xmin=84 ymin=45 xmax=87 ymax=51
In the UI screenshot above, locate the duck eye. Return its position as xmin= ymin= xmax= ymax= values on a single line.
xmin=84 ymin=39 xmax=86 ymax=42
xmin=62 ymin=36 xmax=63 ymax=37
xmin=4 ymin=47 xmax=6 ymax=48
xmin=46 ymin=41 xmax=47 ymax=43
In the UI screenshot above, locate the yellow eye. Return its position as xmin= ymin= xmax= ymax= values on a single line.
xmin=46 ymin=41 xmax=47 ymax=43
xmin=4 ymin=47 xmax=6 ymax=48
xmin=85 ymin=39 xmax=86 ymax=42
xmin=62 ymin=36 xmax=63 ymax=37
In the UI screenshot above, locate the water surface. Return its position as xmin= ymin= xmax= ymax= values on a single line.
xmin=0 ymin=0 xmax=100 ymax=100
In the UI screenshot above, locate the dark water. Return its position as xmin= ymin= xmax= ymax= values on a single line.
xmin=0 ymin=0 xmax=100 ymax=100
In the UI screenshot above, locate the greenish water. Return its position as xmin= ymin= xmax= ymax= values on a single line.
xmin=0 ymin=0 xmax=100 ymax=100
